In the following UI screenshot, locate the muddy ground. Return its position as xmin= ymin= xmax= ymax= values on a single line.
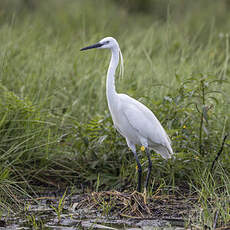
xmin=0 ymin=190 xmax=200 ymax=229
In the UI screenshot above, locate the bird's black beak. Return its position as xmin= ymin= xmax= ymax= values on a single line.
xmin=80 ymin=42 xmax=103 ymax=51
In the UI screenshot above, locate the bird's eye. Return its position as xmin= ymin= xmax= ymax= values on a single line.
xmin=105 ymin=41 xmax=110 ymax=44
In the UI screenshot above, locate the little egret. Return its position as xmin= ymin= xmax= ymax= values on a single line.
xmin=80 ymin=37 xmax=173 ymax=197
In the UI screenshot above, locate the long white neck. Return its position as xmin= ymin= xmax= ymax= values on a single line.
xmin=106 ymin=46 xmax=119 ymax=112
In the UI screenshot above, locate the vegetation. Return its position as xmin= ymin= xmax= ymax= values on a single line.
xmin=0 ymin=0 xmax=229 ymax=228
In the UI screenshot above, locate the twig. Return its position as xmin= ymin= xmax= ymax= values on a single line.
xmin=211 ymin=134 xmax=228 ymax=172
xmin=213 ymin=209 xmax=219 ymax=229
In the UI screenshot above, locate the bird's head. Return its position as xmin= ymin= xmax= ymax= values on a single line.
xmin=80 ymin=36 xmax=124 ymax=78
xmin=80 ymin=37 xmax=119 ymax=51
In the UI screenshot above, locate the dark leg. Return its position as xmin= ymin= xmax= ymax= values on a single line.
xmin=133 ymin=151 xmax=142 ymax=192
xmin=136 ymin=157 xmax=142 ymax=192
xmin=126 ymin=139 xmax=142 ymax=192
xmin=144 ymin=148 xmax=152 ymax=190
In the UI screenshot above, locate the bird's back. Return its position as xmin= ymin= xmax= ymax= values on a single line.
xmin=114 ymin=93 xmax=173 ymax=159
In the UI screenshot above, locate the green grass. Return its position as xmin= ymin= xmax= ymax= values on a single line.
xmin=0 ymin=0 xmax=230 ymax=228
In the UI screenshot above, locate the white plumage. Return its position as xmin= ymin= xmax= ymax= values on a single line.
xmin=113 ymin=93 xmax=173 ymax=159
xmin=81 ymin=37 xmax=173 ymax=194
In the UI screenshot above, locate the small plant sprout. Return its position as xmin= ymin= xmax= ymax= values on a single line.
xmin=96 ymin=173 xmax=100 ymax=192
xmin=51 ymin=189 xmax=67 ymax=222
xmin=26 ymin=214 xmax=44 ymax=230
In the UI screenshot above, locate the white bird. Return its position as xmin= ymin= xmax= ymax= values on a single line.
xmin=80 ymin=37 xmax=173 ymax=197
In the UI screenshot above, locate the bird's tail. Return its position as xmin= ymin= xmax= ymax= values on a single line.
xmin=154 ymin=144 xmax=173 ymax=160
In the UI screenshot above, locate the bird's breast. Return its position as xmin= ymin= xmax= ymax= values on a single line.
xmin=111 ymin=110 xmax=142 ymax=145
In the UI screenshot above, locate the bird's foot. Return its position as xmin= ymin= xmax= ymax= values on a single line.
xmin=143 ymin=187 xmax=147 ymax=204
xmin=131 ymin=190 xmax=148 ymax=205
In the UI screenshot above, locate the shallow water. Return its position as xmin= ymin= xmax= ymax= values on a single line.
xmin=0 ymin=216 xmax=184 ymax=230
xmin=0 ymin=192 xmax=186 ymax=229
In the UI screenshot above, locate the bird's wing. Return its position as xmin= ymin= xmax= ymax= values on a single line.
xmin=119 ymin=94 xmax=172 ymax=149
